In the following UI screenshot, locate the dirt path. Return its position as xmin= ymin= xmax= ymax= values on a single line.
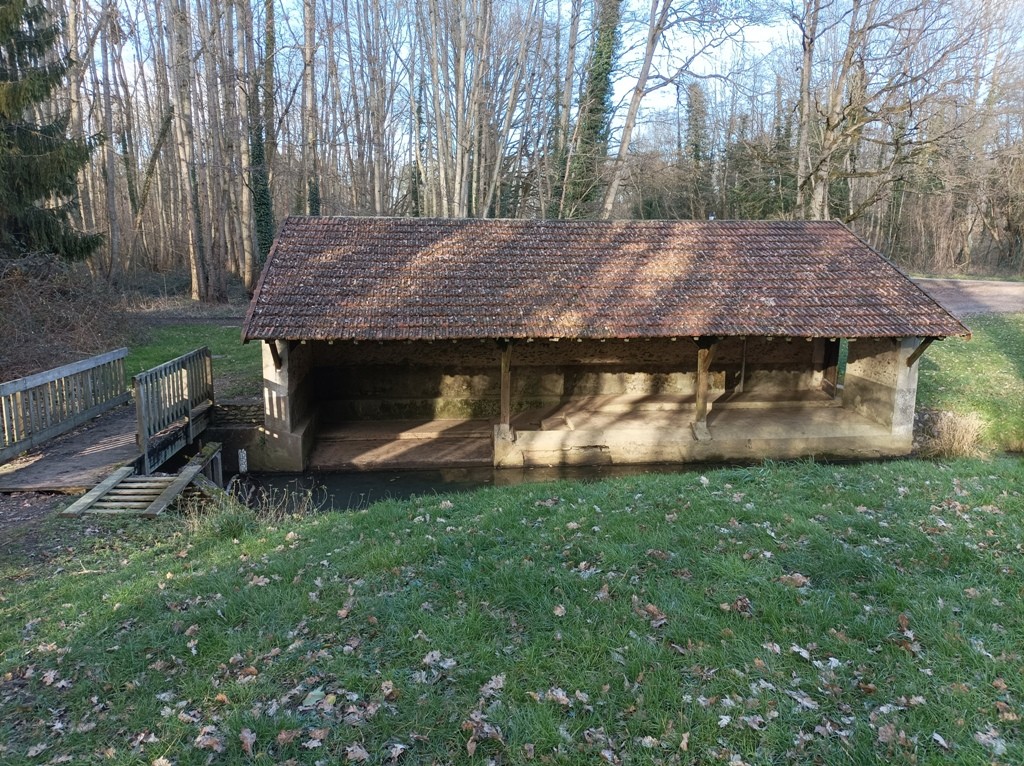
xmin=0 ymin=492 xmax=73 ymax=568
xmin=913 ymin=278 xmax=1024 ymax=317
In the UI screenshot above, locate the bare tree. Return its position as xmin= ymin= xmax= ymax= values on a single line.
xmin=167 ymin=0 xmax=209 ymax=300
xmin=599 ymin=0 xmax=752 ymax=218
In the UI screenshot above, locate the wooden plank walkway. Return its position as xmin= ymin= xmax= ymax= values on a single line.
xmin=60 ymin=443 xmax=223 ymax=518
xmin=0 ymin=405 xmax=139 ymax=493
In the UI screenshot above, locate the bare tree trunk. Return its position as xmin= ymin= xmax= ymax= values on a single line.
xmin=235 ymin=0 xmax=257 ymax=289
xmin=600 ymin=0 xmax=671 ymax=219
xmin=168 ymin=0 xmax=209 ymax=301
xmin=67 ymin=0 xmax=95 ymax=234
xmin=794 ymin=0 xmax=822 ymax=218
xmin=199 ymin=0 xmax=228 ymax=299
xmin=100 ymin=4 xmax=120 ymax=278
xmin=302 ymin=0 xmax=319 ymax=214
xmin=557 ymin=0 xmax=582 ymax=157
xmin=263 ymin=0 xmax=276 ymax=184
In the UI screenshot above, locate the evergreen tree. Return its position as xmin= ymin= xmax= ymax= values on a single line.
xmin=0 ymin=0 xmax=101 ymax=262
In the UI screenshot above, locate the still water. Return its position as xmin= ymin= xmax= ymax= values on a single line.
xmin=250 ymin=463 xmax=708 ymax=511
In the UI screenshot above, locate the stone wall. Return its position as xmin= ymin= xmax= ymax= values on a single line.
xmin=259 ymin=340 xmax=316 ymax=471
xmin=842 ymin=337 xmax=920 ymax=446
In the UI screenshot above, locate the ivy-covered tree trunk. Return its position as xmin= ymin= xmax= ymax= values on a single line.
xmin=0 ymin=0 xmax=102 ymax=263
xmin=555 ymin=0 xmax=620 ymax=219
xmin=684 ymin=82 xmax=713 ymax=220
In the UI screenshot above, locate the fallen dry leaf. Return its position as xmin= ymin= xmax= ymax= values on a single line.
xmin=644 ymin=603 xmax=667 ymax=628
xmin=239 ymin=728 xmax=256 ymax=756
xmin=784 ymin=689 xmax=819 ymax=710
xmin=553 ymin=604 xmax=566 ymax=617
xmin=345 ymin=743 xmax=371 ymax=762
xmin=387 ymin=742 xmax=408 ymax=761
xmin=480 ymin=674 xmax=505 ymax=698
xmin=778 ymin=573 xmax=811 ymax=588
xmin=974 ymin=726 xmax=1007 ymax=755
xmin=193 ymin=726 xmax=225 ymax=753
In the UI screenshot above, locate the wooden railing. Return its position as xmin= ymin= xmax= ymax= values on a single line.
xmin=1 ymin=348 xmax=130 ymax=463
xmin=134 ymin=347 xmax=214 ymax=474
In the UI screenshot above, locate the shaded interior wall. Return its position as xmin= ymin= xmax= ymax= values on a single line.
xmin=310 ymin=337 xmax=828 ymax=421
xmin=842 ymin=337 xmax=919 ymax=440
xmin=721 ymin=337 xmax=832 ymax=393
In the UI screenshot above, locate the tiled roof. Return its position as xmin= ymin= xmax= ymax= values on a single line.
xmin=242 ymin=217 xmax=969 ymax=342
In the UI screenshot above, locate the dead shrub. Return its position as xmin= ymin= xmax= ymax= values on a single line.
xmin=0 ymin=263 xmax=137 ymax=380
xmin=919 ymin=410 xmax=986 ymax=458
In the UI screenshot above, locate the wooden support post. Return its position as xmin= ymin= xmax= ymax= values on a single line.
xmin=905 ymin=337 xmax=935 ymax=368
xmin=692 ymin=337 xmax=718 ymax=441
xmin=820 ymin=338 xmax=841 ymax=398
xmin=499 ymin=340 xmax=512 ymax=428
xmin=737 ymin=338 xmax=747 ymax=394
xmin=267 ymin=340 xmax=283 ymax=370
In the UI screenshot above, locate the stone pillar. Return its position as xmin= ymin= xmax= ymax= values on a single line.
xmin=890 ymin=337 xmax=922 ymax=442
xmin=257 ymin=340 xmax=315 ymax=471
xmin=842 ymin=337 xmax=920 ymax=449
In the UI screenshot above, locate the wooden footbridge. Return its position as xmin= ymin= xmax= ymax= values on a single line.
xmin=0 ymin=347 xmax=225 ymax=517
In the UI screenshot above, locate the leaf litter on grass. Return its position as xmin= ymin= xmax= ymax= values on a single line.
xmin=0 ymin=458 xmax=1022 ymax=764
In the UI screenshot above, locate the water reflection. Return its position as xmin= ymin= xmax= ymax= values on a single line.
xmin=252 ymin=463 xmax=708 ymax=511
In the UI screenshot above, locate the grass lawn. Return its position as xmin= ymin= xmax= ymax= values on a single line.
xmin=2 ymin=457 xmax=1023 ymax=765
xmin=125 ymin=324 xmax=262 ymax=400
xmin=3 ymin=310 xmax=1020 ymax=764
xmin=917 ymin=314 xmax=1024 ymax=452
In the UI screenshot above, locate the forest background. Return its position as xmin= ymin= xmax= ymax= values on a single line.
xmin=9 ymin=0 xmax=1024 ymax=304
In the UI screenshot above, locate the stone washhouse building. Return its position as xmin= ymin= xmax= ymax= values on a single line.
xmin=241 ymin=217 xmax=969 ymax=472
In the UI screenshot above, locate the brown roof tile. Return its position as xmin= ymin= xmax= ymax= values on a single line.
xmin=242 ymin=217 xmax=970 ymax=342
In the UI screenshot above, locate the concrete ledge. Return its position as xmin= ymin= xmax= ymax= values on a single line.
xmin=497 ymin=427 xmax=910 ymax=467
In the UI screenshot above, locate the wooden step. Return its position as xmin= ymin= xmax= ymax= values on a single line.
xmin=59 ymin=443 xmax=223 ymax=518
